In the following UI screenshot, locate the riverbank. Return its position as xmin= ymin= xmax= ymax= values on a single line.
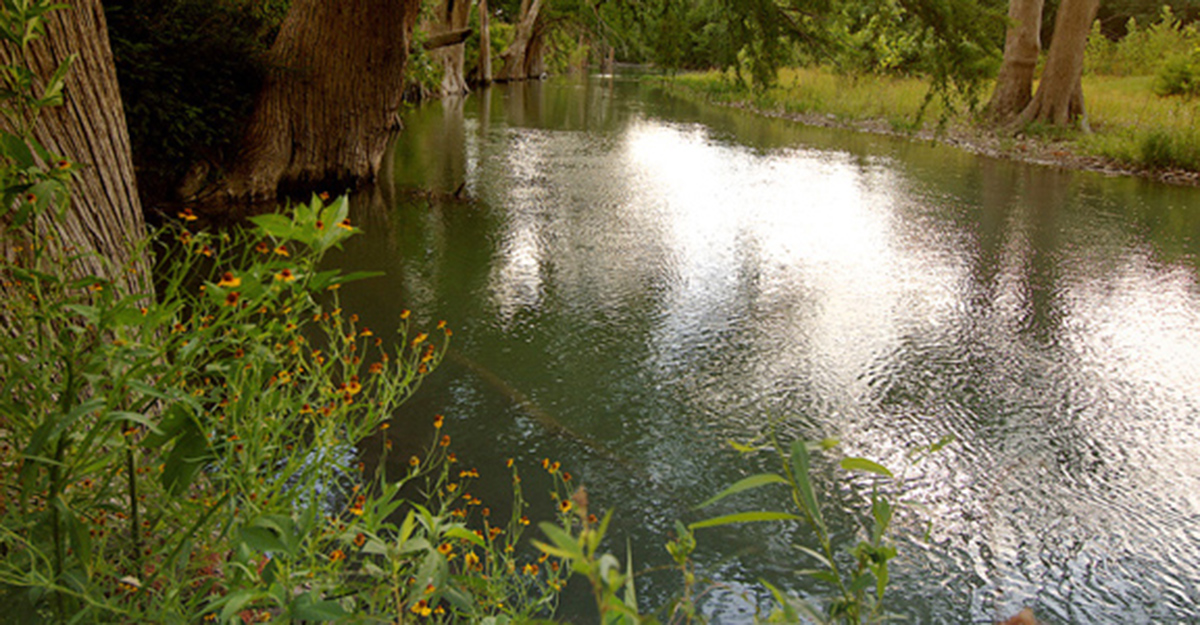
xmin=665 ymin=68 xmax=1200 ymax=187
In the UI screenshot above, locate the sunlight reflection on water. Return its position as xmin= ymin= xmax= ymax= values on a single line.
xmin=338 ymin=75 xmax=1200 ymax=623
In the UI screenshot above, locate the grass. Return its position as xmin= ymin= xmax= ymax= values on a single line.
xmin=668 ymin=66 xmax=1200 ymax=177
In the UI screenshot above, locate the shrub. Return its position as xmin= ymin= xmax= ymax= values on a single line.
xmin=1154 ymin=48 xmax=1200 ymax=96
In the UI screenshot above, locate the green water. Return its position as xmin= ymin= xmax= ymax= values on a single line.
xmin=329 ymin=73 xmax=1200 ymax=623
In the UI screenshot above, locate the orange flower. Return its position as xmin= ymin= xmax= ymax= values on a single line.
xmin=329 ymin=549 xmax=345 ymax=563
xmin=217 ymin=272 xmax=241 ymax=288
xmin=224 ymin=292 xmax=241 ymax=307
xmin=440 ymin=435 xmax=451 ymax=447
xmin=275 ymin=268 xmax=295 ymax=282
xmin=273 ymin=246 xmax=290 ymax=257
xmin=255 ymin=242 xmax=270 ymax=254
xmin=177 ymin=208 xmax=198 ymax=222
xmin=354 ymin=533 xmax=366 ymax=547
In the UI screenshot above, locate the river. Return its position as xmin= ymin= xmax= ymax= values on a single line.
xmin=329 ymin=72 xmax=1200 ymax=623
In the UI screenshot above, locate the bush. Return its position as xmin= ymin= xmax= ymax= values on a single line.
xmin=1154 ymin=48 xmax=1200 ymax=96
xmin=1085 ymin=7 xmax=1200 ymax=77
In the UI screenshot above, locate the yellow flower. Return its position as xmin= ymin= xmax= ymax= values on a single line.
xmin=409 ymin=600 xmax=432 ymax=617
xmin=409 ymin=456 xmax=420 ymax=467
xmin=433 ymin=414 xmax=444 ymax=429
xmin=275 ymin=268 xmax=295 ymax=282
xmin=559 ymin=500 xmax=572 ymax=514
xmin=329 ymin=549 xmax=345 ymax=563
xmin=273 ymin=246 xmax=290 ymax=257
xmin=177 ymin=208 xmax=198 ymax=222
xmin=437 ymin=543 xmax=453 ymax=556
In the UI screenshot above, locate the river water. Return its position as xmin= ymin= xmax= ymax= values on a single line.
xmin=331 ymin=73 xmax=1200 ymax=623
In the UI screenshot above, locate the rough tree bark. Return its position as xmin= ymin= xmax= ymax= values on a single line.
xmin=496 ymin=0 xmax=547 ymax=81
xmin=986 ymin=0 xmax=1044 ymax=122
xmin=212 ymin=0 xmax=423 ymax=204
xmin=478 ymin=0 xmax=493 ymax=85
xmin=1014 ymin=0 xmax=1100 ymax=129
xmin=0 ymin=0 xmax=148 ymax=288
xmin=426 ymin=0 xmax=474 ymax=96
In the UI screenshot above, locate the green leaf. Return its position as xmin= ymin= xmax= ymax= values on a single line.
xmin=444 ymin=525 xmax=485 ymax=549
xmin=537 ymin=522 xmax=585 ymax=560
xmin=249 ymin=213 xmax=295 ymax=240
xmin=217 ymin=589 xmax=268 ymax=621
xmin=695 ymin=473 xmax=789 ymax=509
xmin=789 ymin=441 xmax=825 ymax=533
xmin=840 ymin=457 xmax=893 ymax=478
xmin=106 ymin=411 xmax=162 ymax=435
xmin=688 ymin=510 xmax=801 ymax=530
xmin=291 ymin=592 xmax=349 ymax=621
xmin=1 ymin=131 xmax=33 ymax=168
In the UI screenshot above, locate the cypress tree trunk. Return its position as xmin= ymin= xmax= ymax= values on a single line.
xmin=1015 ymin=0 xmax=1099 ymax=129
xmin=0 ymin=0 xmax=148 ymax=288
xmin=987 ymin=0 xmax=1044 ymax=122
xmin=214 ymin=0 xmax=422 ymax=204
xmin=479 ymin=0 xmax=493 ymax=85
xmin=496 ymin=0 xmax=546 ymax=81
xmin=428 ymin=0 xmax=474 ymax=96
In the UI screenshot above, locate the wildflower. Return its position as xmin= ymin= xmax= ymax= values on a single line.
xmin=446 ymin=483 xmax=458 ymax=493
xmin=506 ymin=458 xmax=514 ymax=468
xmin=319 ymin=192 xmax=330 ymax=200
xmin=464 ymin=552 xmax=482 ymax=571
xmin=224 ymin=292 xmax=241 ymax=307
xmin=177 ymin=208 xmax=198 ymax=222
xmin=488 ymin=527 xmax=502 ymax=539
xmin=217 ymin=272 xmax=241 ymax=288
xmin=559 ymin=500 xmax=572 ymax=514
xmin=447 ymin=453 xmax=458 ymax=464
xmin=437 ymin=543 xmax=452 ymax=556
xmin=433 ymin=414 xmax=444 ymax=429
xmin=380 ymin=423 xmax=390 ymax=430
xmin=523 ymin=563 xmax=539 ymax=576
xmin=562 ymin=472 xmax=572 ymax=482
xmin=440 ymin=434 xmax=451 ymax=447
xmin=56 ymin=159 xmax=70 ymax=169
xmin=273 ymin=246 xmax=290 ymax=257
xmin=359 ymin=327 xmax=373 ymax=337
xmin=315 ymin=220 xmax=325 ymax=230
xmin=409 ymin=455 xmax=419 ymax=467
xmin=198 ymin=245 xmax=213 ymax=257
xmin=354 ymin=533 xmax=367 ymax=547
xmin=409 ymin=600 xmax=432 ymax=617
xmin=338 ymin=218 xmax=353 ymax=230
xmin=255 ymin=242 xmax=270 ymax=254
xmin=400 ymin=309 xmax=411 ymax=320
xmin=519 ymin=516 xmax=530 ymax=526
xmin=300 ymin=404 xmax=313 ymax=415
xmin=412 ymin=333 xmax=428 ymax=347
xmin=542 ymin=458 xmax=550 ymax=470
xmin=369 ymin=362 xmax=383 ymax=374
xmin=549 ymin=461 xmax=560 ymax=474
xmin=330 ymin=549 xmax=345 ymax=562
xmin=345 ymin=379 xmax=362 ymax=395
xmin=88 ymin=283 xmax=104 ymax=293
xmin=587 ymin=514 xmax=598 ymax=525
xmin=459 ymin=468 xmax=479 ymax=479
xmin=437 ymin=320 xmax=447 ymax=330
xmin=275 ymin=268 xmax=295 ymax=282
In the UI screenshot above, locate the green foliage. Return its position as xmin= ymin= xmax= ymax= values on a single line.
xmin=1085 ymin=6 xmax=1200 ymax=76
xmin=0 ymin=9 xmax=571 ymax=621
xmin=1154 ymin=47 xmax=1200 ymax=96
xmin=104 ymin=0 xmax=281 ymax=203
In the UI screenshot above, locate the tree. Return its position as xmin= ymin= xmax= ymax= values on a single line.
xmin=211 ymin=0 xmax=423 ymax=204
xmin=496 ymin=0 xmax=548 ymax=81
xmin=426 ymin=0 xmax=475 ymax=96
xmin=987 ymin=0 xmax=1045 ymax=121
xmin=1014 ymin=0 xmax=1100 ymax=128
xmin=0 ymin=0 xmax=148 ymax=287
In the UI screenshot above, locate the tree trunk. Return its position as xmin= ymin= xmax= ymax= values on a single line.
xmin=986 ymin=0 xmax=1044 ymax=122
xmin=213 ymin=0 xmax=422 ymax=204
xmin=496 ymin=0 xmax=547 ymax=81
xmin=0 ymin=0 xmax=148 ymax=289
xmin=1014 ymin=0 xmax=1099 ymax=129
xmin=479 ymin=0 xmax=493 ymax=85
xmin=427 ymin=0 xmax=474 ymax=96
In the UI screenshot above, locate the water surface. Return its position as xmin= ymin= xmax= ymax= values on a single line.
xmin=331 ymin=74 xmax=1200 ymax=623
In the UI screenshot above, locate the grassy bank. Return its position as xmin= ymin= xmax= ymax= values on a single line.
xmin=669 ymin=66 xmax=1200 ymax=182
